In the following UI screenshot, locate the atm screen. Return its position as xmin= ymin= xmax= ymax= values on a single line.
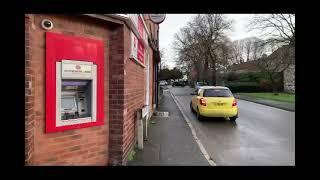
xmin=61 ymin=96 xmax=77 ymax=110
xmin=61 ymin=79 xmax=92 ymax=120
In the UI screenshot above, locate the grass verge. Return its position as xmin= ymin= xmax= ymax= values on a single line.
xmin=238 ymin=92 xmax=295 ymax=103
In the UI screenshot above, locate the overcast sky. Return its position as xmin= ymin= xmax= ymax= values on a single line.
xmin=159 ymin=14 xmax=260 ymax=69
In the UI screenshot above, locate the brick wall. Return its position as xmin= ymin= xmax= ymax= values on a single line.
xmin=108 ymin=24 xmax=126 ymax=165
xmin=25 ymin=14 xmax=35 ymax=165
xmin=108 ymin=22 xmax=156 ymax=165
xmin=26 ymin=14 xmax=110 ymax=165
xmin=122 ymin=26 xmax=146 ymax=164
xmin=108 ymin=24 xmax=146 ymax=165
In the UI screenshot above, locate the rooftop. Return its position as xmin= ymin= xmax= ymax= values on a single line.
xmin=230 ymin=61 xmax=258 ymax=72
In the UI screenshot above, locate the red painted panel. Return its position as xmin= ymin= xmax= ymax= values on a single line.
xmin=46 ymin=32 xmax=104 ymax=133
xmin=137 ymin=16 xmax=145 ymax=64
xmin=137 ymin=41 xmax=144 ymax=64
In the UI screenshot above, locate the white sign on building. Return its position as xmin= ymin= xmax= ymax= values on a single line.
xmin=130 ymin=32 xmax=139 ymax=60
xmin=61 ymin=60 xmax=93 ymax=79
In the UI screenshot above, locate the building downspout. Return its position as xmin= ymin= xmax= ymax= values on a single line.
xmin=156 ymin=27 xmax=160 ymax=107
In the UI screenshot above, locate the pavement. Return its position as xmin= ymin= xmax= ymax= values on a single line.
xmin=128 ymin=89 xmax=210 ymax=166
xmin=234 ymin=93 xmax=295 ymax=112
xmin=171 ymin=86 xmax=295 ymax=166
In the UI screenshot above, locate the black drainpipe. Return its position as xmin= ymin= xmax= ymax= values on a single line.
xmin=156 ymin=27 xmax=160 ymax=107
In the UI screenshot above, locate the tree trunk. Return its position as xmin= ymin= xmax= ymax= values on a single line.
xmin=204 ymin=55 xmax=209 ymax=83
xmin=195 ymin=63 xmax=200 ymax=82
xmin=196 ymin=69 xmax=200 ymax=82
xmin=212 ymin=60 xmax=217 ymax=86
xmin=208 ymin=48 xmax=217 ymax=86
xmin=272 ymin=84 xmax=278 ymax=95
xmin=213 ymin=51 xmax=219 ymax=86
xmin=269 ymin=75 xmax=278 ymax=95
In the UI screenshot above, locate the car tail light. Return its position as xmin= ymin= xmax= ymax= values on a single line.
xmin=232 ymin=99 xmax=237 ymax=107
xmin=199 ymin=98 xmax=206 ymax=106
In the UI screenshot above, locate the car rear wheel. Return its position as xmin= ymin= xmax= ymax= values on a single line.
xmin=197 ymin=108 xmax=202 ymax=121
xmin=229 ymin=116 xmax=237 ymax=122
xmin=190 ymin=102 xmax=194 ymax=113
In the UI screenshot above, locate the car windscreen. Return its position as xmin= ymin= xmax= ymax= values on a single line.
xmin=203 ymin=89 xmax=233 ymax=97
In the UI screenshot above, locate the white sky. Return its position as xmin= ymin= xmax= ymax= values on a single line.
xmin=159 ymin=14 xmax=261 ymax=69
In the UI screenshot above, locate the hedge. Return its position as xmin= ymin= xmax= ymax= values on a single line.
xmin=224 ymin=72 xmax=283 ymax=83
xmin=225 ymin=82 xmax=264 ymax=93
xmin=223 ymin=72 xmax=284 ymax=93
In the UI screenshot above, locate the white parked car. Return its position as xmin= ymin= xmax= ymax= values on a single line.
xmin=195 ymin=81 xmax=208 ymax=92
xmin=160 ymin=81 xmax=167 ymax=86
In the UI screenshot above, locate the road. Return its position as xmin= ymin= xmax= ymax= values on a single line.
xmin=169 ymin=86 xmax=295 ymax=166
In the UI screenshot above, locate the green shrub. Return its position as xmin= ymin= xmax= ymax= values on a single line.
xmin=127 ymin=149 xmax=136 ymax=161
xmin=226 ymin=81 xmax=263 ymax=93
xmin=226 ymin=72 xmax=239 ymax=81
xmin=224 ymin=71 xmax=284 ymax=93
xmin=259 ymin=79 xmax=273 ymax=92
xmin=247 ymin=73 xmax=260 ymax=82
xmin=259 ymin=79 xmax=283 ymax=92
xmin=237 ymin=72 xmax=267 ymax=82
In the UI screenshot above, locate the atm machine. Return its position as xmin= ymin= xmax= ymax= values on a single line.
xmin=55 ymin=60 xmax=97 ymax=128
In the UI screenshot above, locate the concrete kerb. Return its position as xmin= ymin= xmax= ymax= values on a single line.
xmin=234 ymin=94 xmax=295 ymax=112
xmin=169 ymin=91 xmax=216 ymax=166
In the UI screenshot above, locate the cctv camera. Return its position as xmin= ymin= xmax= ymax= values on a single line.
xmin=41 ymin=19 xmax=53 ymax=30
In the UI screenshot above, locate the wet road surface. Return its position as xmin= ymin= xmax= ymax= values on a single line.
xmin=169 ymin=86 xmax=295 ymax=166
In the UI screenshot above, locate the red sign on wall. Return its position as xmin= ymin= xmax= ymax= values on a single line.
xmin=130 ymin=15 xmax=146 ymax=65
xmin=45 ymin=32 xmax=104 ymax=133
xmin=138 ymin=41 xmax=144 ymax=64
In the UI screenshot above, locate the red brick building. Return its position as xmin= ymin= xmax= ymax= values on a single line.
xmin=25 ymin=14 xmax=161 ymax=165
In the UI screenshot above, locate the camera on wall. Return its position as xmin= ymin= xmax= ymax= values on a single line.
xmin=41 ymin=19 xmax=53 ymax=30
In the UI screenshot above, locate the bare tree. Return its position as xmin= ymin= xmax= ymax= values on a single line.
xmin=231 ymin=40 xmax=245 ymax=64
xmin=173 ymin=14 xmax=232 ymax=85
xmin=216 ymin=36 xmax=233 ymax=73
xmin=230 ymin=37 xmax=266 ymax=63
xmin=159 ymin=48 xmax=169 ymax=72
xmin=244 ymin=38 xmax=252 ymax=61
xmin=248 ymin=14 xmax=295 ymax=47
xmin=251 ymin=38 xmax=266 ymax=61
xmin=174 ymin=27 xmax=204 ymax=82
xmin=192 ymin=14 xmax=232 ymax=85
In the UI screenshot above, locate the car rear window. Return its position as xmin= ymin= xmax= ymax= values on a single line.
xmin=203 ymin=89 xmax=233 ymax=97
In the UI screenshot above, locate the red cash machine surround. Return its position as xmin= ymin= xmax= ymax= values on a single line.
xmin=46 ymin=32 xmax=104 ymax=133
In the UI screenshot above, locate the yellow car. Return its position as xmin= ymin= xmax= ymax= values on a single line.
xmin=190 ymin=86 xmax=238 ymax=121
